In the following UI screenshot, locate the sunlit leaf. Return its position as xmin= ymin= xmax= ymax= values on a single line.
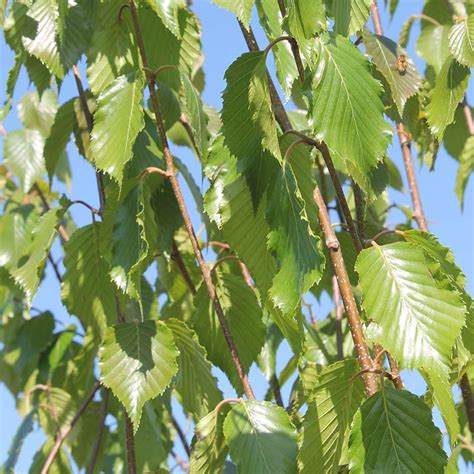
xmin=99 ymin=320 xmax=178 ymax=432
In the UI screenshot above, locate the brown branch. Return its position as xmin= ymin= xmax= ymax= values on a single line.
xmin=124 ymin=415 xmax=137 ymax=474
xmin=41 ymin=382 xmax=100 ymax=474
xmin=47 ymin=255 xmax=63 ymax=284
xmin=314 ymin=188 xmax=378 ymax=396
xmin=128 ymin=0 xmax=255 ymax=401
xmin=387 ymin=355 xmax=405 ymax=390
xmin=171 ymin=241 xmax=197 ymax=295
xmin=371 ymin=3 xmax=428 ymax=232
xmin=332 ymin=276 xmax=344 ymax=360
xmin=87 ymin=389 xmax=109 ymax=474
xmin=71 ymin=64 xmax=136 ymax=472
xmin=171 ymin=414 xmax=191 ymax=457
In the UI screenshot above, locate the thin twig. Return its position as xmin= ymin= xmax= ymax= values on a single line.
xmin=87 ymin=389 xmax=110 ymax=474
xmin=128 ymin=0 xmax=255 ymax=401
xmin=41 ymin=382 xmax=100 ymax=474
xmin=171 ymin=241 xmax=197 ymax=295
xmin=171 ymin=415 xmax=191 ymax=456
xmin=171 ymin=449 xmax=189 ymax=472
xmin=124 ymin=415 xmax=137 ymax=474
xmin=332 ymin=276 xmax=344 ymax=360
xmin=270 ymin=374 xmax=284 ymax=407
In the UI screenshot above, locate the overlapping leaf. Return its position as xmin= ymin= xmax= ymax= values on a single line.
xmin=12 ymin=200 xmax=69 ymax=307
xmin=455 ymin=135 xmax=474 ymax=208
xmin=166 ymin=318 xmax=222 ymax=420
xmin=308 ymin=33 xmax=392 ymax=192
xmin=267 ymin=163 xmax=324 ymax=315
xmin=91 ymin=73 xmax=145 ymax=186
xmin=189 ymin=405 xmax=230 ymax=474
xmin=349 ymin=387 xmax=447 ymax=472
xmin=222 ymin=51 xmax=279 ymax=203
xmin=193 ymin=272 xmax=266 ymax=392
xmin=298 ymin=360 xmax=365 ymax=474
xmin=224 ymin=400 xmax=297 ymax=474
xmin=144 ymin=0 xmax=184 ymax=38
xmin=287 ymin=0 xmax=326 ymax=47
xmin=61 ymin=224 xmax=116 ymax=335
xmin=426 ymin=56 xmax=470 ymax=141
xmin=22 ymin=0 xmax=63 ymax=78
xmin=212 ymin=0 xmax=253 ymax=29
xmin=449 ymin=15 xmax=474 ymax=67
xmin=364 ymin=32 xmax=421 ymax=116
xmin=332 ymin=0 xmax=372 ymax=36
xmin=99 ymin=320 xmax=178 ymax=432
xmin=356 ymin=242 xmax=466 ymax=374
xmin=204 ymin=138 xmax=301 ymax=352
xmin=256 ymin=0 xmax=300 ymax=99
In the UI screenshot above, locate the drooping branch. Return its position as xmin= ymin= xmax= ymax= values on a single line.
xmin=41 ymin=382 xmax=100 ymax=474
xmin=171 ymin=414 xmax=191 ymax=457
xmin=237 ymin=22 xmax=377 ymax=396
xmin=71 ymin=64 xmax=137 ymax=473
xmin=128 ymin=0 xmax=255 ymax=401
xmin=87 ymin=389 xmax=109 ymax=474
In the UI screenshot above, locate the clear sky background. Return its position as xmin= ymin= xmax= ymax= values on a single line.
xmin=1 ymin=1 xmax=473 ymax=472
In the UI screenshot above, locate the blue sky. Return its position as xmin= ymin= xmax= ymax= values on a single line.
xmin=1 ymin=0 xmax=473 ymax=471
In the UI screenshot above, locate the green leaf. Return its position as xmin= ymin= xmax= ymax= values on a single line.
xmin=4 ymin=129 xmax=45 ymax=193
xmin=12 ymin=201 xmax=69 ymax=307
xmin=106 ymin=183 xmax=154 ymax=301
xmin=165 ymin=318 xmax=222 ymax=420
xmin=144 ymin=0 xmax=184 ymax=38
xmin=0 ymin=204 xmax=39 ymax=270
xmin=91 ymin=73 xmax=145 ymax=186
xmin=204 ymin=138 xmax=301 ymax=353
xmin=333 ymin=0 xmax=373 ymax=36
xmin=0 ymin=410 xmax=35 ymax=473
xmin=190 ymin=405 xmax=230 ymax=474
xmin=48 ymin=327 xmax=76 ymax=374
xmin=256 ymin=0 xmax=300 ymax=99
xmin=224 ymin=400 xmax=297 ymax=474
xmin=363 ymin=32 xmax=421 ymax=116
xmin=356 ymin=242 xmax=466 ymax=374
xmin=449 ymin=15 xmax=474 ymax=67
xmin=86 ymin=0 xmax=138 ymax=95
xmin=402 ymin=230 xmax=466 ymax=289
xmin=44 ymin=97 xmax=75 ymax=185
xmin=287 ymin=0 xmax=326 ymax=46
xmin=298 ymin=359 xmax=365 ymax=474
xmin=61 ymin=224 xmax=116 ymax=336
xmin=426 ymin=56 xmax=470 ymax=141
xmin=222 ymin=52 xmax=278 ymax=203
xmin=248 ymin=54 xmax=282 ymax=161
xmin=308 ymin=34 xmax=392 ymax=192
xmin=180 ymin=72 xmax=208 ymax=158
xmin=18 ymin=90 xmax=57 ymax=135
xmin=267 ymin=163 xmax=324 ymax=315
xmin=349 ymin=386 xmax=447 ymax=473
xmin=212 ymin=0 xmax=253 ymax=29
xmin=99 ymin=320 xmax=178 ymax=432
xmin=423 ymin=371 xmax=460 ymax=446
xmin=22 ymin=0 xmax=63 ymax=78
xmin=455 ymin=135 xmax=474 ymax=208
xmin=193 ymin=272 xmax=266 ymax=393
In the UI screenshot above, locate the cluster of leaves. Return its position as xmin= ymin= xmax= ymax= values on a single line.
xmin=0 ymin=0 xmax=473 ymax=472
